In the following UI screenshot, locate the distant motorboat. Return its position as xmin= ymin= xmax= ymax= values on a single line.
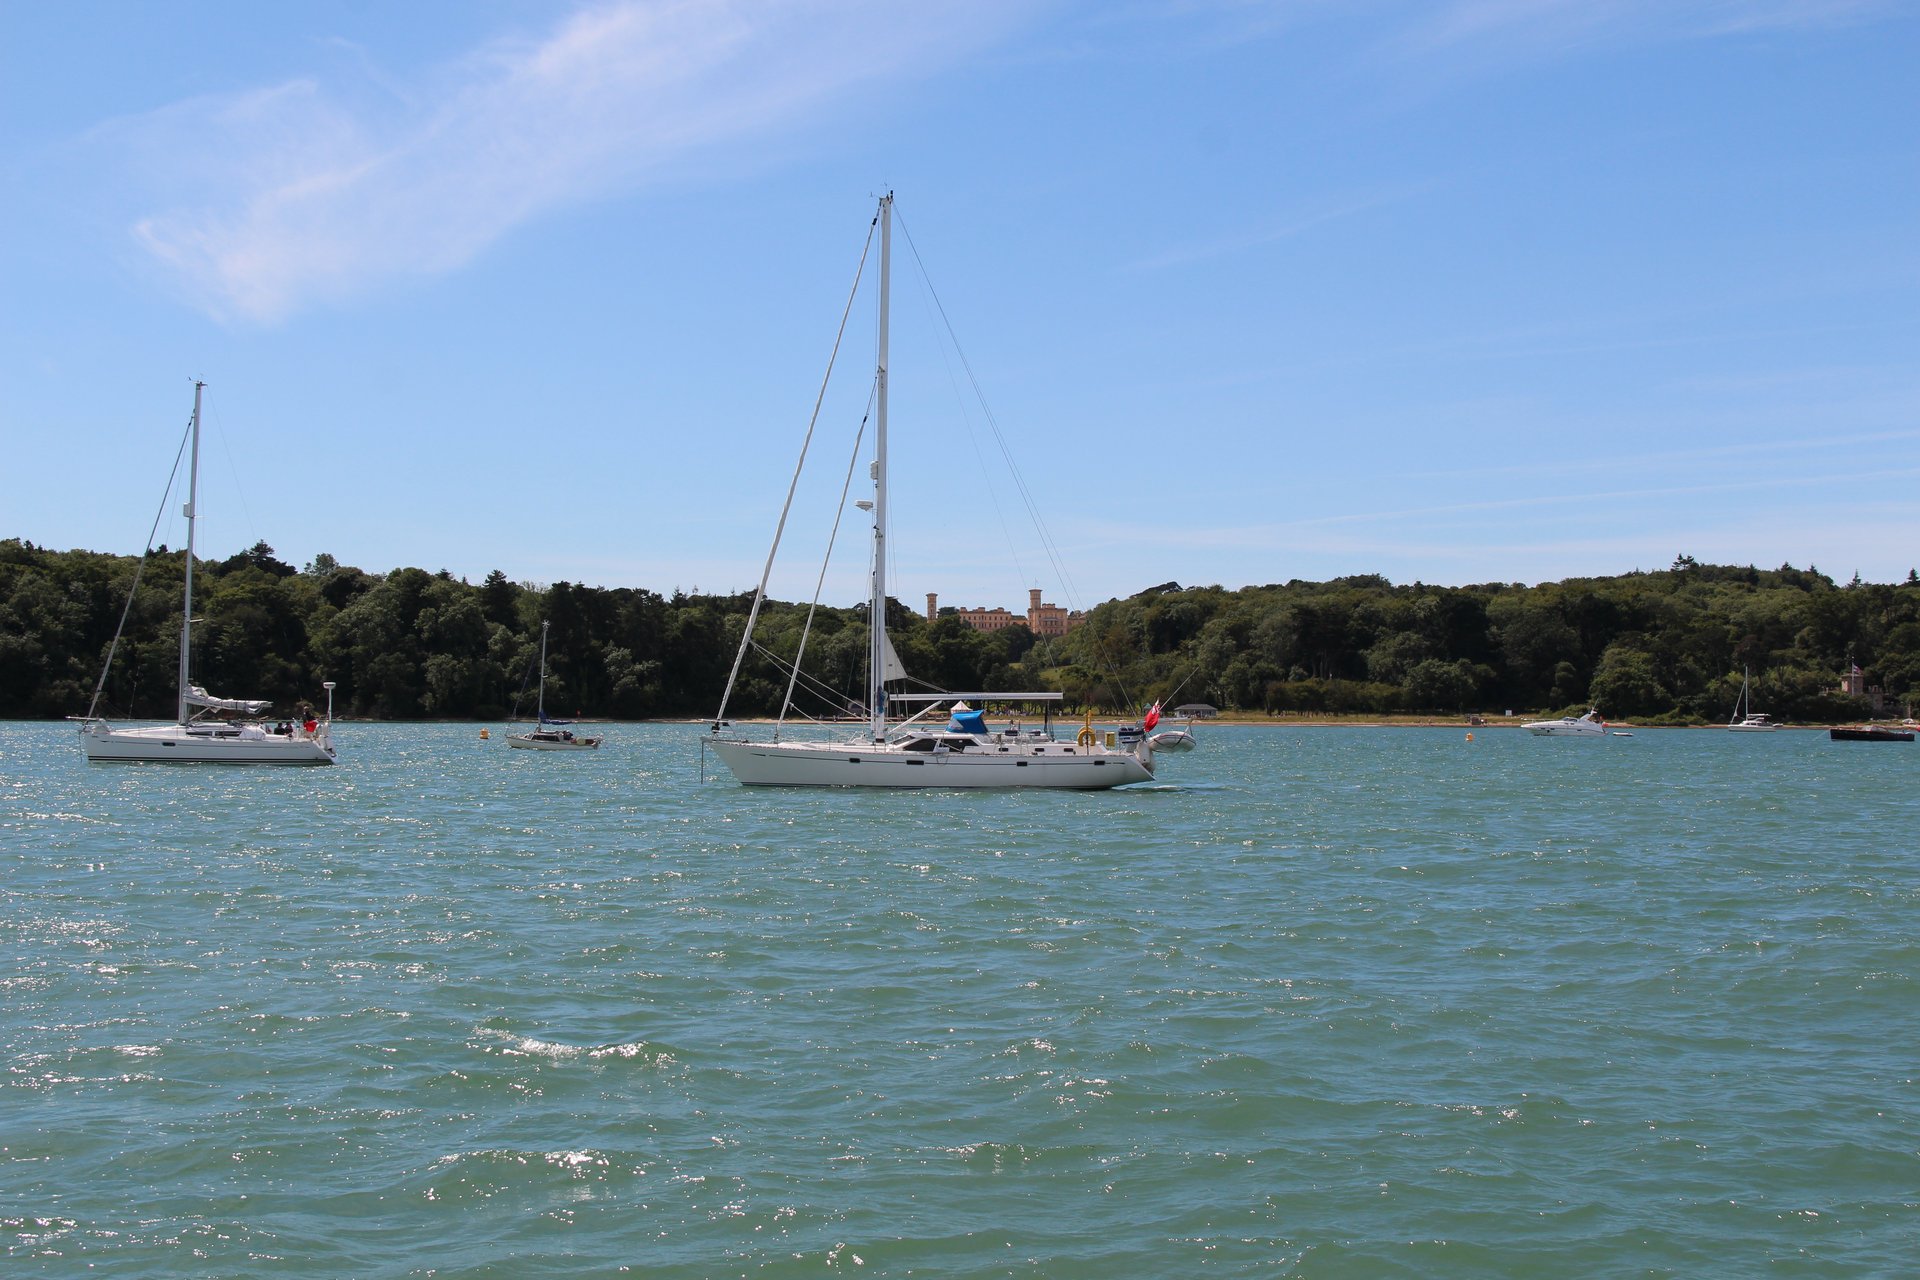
xmin=1524 ymin=710 xmax=1609 ymax=737
xmin=1829 ymin=725 xmax=1913 ymax=742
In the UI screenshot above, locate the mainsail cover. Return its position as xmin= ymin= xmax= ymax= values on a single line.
xmin=184 ymin=685 xmax=272 ymax=714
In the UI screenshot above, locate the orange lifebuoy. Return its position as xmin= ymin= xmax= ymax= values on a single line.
xmin=1076 ymin=727 xmax=1095 ymax=748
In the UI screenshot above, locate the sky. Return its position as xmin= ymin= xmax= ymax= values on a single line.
xmin=3 ymin=0 xmax=1916 ymax=615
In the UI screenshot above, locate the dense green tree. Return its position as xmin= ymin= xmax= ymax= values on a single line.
xmin=1587 ymin=644 xmax=1667 ymax=717
xmin=7 ymin=539 xmax=1918 ymax=723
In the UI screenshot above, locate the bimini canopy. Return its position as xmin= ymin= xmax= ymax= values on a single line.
xmin=184 ymin=685 xmax=272 ymax=715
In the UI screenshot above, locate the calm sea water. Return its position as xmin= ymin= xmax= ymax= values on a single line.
xmin=3 ymin=721 xmax=1916 ymax=1278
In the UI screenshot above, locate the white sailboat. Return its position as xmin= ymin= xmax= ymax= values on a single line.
xmin=507 ymin=621 xmax=601 ymax=751
xmin=706 ymin=195 xmax=1156 ymax=789
xmin=1727 ymin=667 xmax=1778 ymax=731
xmin=79 ymin=382 xmax=337 ymax=765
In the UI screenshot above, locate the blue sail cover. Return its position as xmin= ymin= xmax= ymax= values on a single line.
xmin=947 ymin=709 xmax=987 ymax=734
xmin=538 ymin=714 xmax=573 ymax=725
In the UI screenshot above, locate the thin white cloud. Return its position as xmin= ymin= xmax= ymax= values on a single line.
xmin=1408 ymin=425 xmax=1920 ymax=486
xmin=1126 ymin=184 xmax=1434 ymax=271
xmin=1069 ymin=466 xmax=1920 ymax=557
xmin=1394 ymin=0 xmax=1891 ymax=61
xmin=111 ymin=0 xmax=1031 ymax=323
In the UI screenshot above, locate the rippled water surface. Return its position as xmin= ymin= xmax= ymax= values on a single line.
xmin=4 ymin=721 xmax=1917 ymax=1277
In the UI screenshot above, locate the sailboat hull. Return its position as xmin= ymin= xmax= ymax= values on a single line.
xmin=81 ymin=722 xmax=335 ymax=765
xmin=507 ymin=733 xmax=601 ymax=750
xmin=708 ymin=737 xmax=1152 ymax=789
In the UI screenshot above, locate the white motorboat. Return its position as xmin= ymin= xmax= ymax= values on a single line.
xmin=78 ymin=382 xmax=336 ymax=765
xmin=507 ymin=621 xmax=601 ymax=751
xmin=1727 ymin=667 xmax=1779 ymax=731
xmin=1523 ymin=710 xmax=1609 ymax=737
xmin=706 ymin=195 xmax=1156 ymax=789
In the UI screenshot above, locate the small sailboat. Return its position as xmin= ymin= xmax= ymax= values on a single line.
xmin=1726 ymin=667 xmax=1778 ymax=731
xmin=507 ymin=621 xmax=601 ymax=751
xmin=706 ymin=195 xmax=1156 ymax=789
xmin=78 ymin=382 xmax=336 ymax=765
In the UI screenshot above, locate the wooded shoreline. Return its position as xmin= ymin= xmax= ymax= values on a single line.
xmin=5 ymin=538 xmax=1916 ymax=725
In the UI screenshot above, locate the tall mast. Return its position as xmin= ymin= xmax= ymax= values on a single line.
xmin=177 ymin=380 xmax=204 ymax=724
xmin=537 ymin=620 xmax=550 ymax=722
xmin=869 ymin=193 xmax=892 ymax=742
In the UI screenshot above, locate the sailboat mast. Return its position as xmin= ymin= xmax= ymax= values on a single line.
xmin=868 ymin=193 xmax=892 ymax=743
xmin=178 ymin=380 xmax=204 ymax=725
xmin=537 ymin=620 xmax=550 ymax=722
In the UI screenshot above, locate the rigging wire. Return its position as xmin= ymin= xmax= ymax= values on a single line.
xmin=752 ymin=640 xmax=852 ymax=712
xmin=893 ymin=207 xmax=1138 ymax=711
xmin=778 ymin=400 xmax=870 ymax=735
xmin=84 ymin=408 xmax=195 ymax=721
xmin=203 ymin=395 xmax=262 ymax=563
xmin=898 ymin=225 xmax=1031 ymax=593
xmin=713 ymin=213 xmax=877 ymax=727
xmin=892 ymin=210 xmax=1081 ymax=609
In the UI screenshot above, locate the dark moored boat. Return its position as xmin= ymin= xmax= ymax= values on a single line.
xmin=1829 ymin=725 xmax=1914 ymax=742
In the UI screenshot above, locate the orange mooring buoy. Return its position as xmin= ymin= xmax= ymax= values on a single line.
xmin=1465 ymin=732 xmax=1474 ymax=742
xmin=479 ymin=728 xmax=490 ymax=740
